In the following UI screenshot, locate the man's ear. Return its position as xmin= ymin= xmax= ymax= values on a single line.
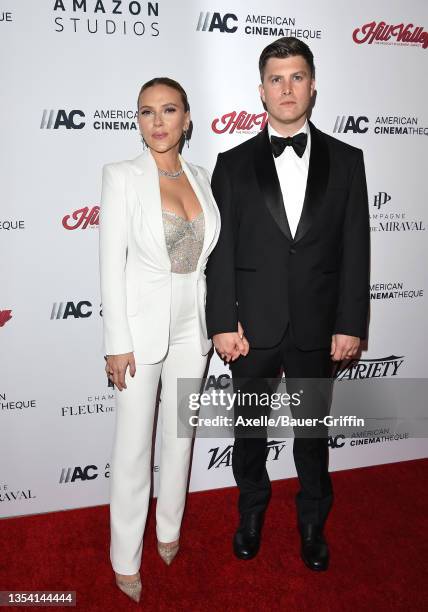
xmin=310 ymin=79 xmax=316 ymax=97
xmin=258 ymin=83 xmax=265 ymax=103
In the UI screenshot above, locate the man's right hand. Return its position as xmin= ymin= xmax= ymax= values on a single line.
xmin=213 ymin=322 xmax=249 ymax=362
xmin=105 ymin=352 xmax=136 ymax=391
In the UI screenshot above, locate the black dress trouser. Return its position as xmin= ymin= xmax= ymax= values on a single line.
xmin=230 ymin=325 xmax=334 ymax=528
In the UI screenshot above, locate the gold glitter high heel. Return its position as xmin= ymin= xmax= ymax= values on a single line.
xmin=115 ymin=573 xmax=142 ymax=603
xmin=157 ymin=540 xmax=180 ymax=565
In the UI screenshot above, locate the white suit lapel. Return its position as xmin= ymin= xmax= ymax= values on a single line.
xmin=179 ymin=155 xmax=217 ymax=267
xmin=130 ymin=150 xmax=171 ymax=269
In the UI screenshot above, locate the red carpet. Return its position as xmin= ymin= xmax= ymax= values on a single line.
xmin=1 ymin=459 xmax=427 ymax=611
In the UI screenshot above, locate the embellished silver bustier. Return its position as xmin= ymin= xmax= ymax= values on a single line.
xmin=162 ymin=210 xmax=205 ymax=273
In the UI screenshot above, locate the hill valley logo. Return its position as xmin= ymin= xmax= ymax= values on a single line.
xmin=353 ymin=21 xmax=428 ymax=48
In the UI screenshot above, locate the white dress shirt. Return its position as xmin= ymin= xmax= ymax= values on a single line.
xmin=268 ymin=120 xmax=311 ymax=238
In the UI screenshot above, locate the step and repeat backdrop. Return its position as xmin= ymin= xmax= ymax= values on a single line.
xmin=1 ymin=0 xmax=427 ymax=517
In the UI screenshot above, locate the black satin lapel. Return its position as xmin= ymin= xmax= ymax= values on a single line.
xmin=254 ymin=127 xmax=292 ymax=241
xmin=294 ymin=122 xmax=330 ymax=244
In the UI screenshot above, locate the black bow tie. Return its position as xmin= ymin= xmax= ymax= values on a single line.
xmin=270 ymin=132 xmax=308 ymax=158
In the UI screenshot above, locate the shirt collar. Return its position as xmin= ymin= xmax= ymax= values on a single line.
xmin=268 ymin=118 xmax=309 ymax=139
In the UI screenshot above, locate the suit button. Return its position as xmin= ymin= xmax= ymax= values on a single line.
xmin=289 ymin=248 xmax=296 ymax=254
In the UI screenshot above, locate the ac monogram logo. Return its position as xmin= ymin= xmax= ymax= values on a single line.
xmin=40 ymin=109 xmax=86 ymax=129
xmin=197 ymin=12 xmax=238 ymax=33
xmin=333 ymin=115 xmax=369 ymax=134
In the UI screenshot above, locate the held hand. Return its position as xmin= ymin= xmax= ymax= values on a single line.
xmin=330 ymin=334 xmax=360 ymax=362
xmin=237 ymin=321 xmax=250 ymax=358
xmin=213 ymin=322 xmax=250 ymax=363
xmin=105 ymin=352 xmax=136 ymax=391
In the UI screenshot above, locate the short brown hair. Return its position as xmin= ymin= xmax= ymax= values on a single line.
xmin=137 ymin=77 xmax=190 ymax=112
xmin=259 ymin=37 xmax=315 ymax=82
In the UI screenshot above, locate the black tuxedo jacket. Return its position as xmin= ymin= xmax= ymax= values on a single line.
xmin=205 ymin=121 xmax=370 ymax=350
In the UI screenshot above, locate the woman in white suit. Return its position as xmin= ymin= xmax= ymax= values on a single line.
xmin=99 ymin=77 xmax=220 ymax=602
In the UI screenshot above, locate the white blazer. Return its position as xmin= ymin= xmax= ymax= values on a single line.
xmin=99 ymin=149 xmax=221 ymax=364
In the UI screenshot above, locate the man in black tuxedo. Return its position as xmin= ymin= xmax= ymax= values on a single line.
xmin=206 ymin=37 xmax=370 ymax=570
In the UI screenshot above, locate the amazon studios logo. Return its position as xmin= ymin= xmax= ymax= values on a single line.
xmin=335 ymin=355 xmax=404 ymax=380
xmin=52 ymin=1 xmax=160 ymax=37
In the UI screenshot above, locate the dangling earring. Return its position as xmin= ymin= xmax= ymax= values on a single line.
xmin=140 ymin=134 xmax=147 ymax=150
xmin=183 ymin=129 xmax=189 ymax=148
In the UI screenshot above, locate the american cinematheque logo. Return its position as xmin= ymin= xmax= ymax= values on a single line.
xmin=212 ymin=111 xmax=268 ymax=135
xmin=197 ymin=10 xmax=321 ymax=39
xmin=52 ymin=0 xmax=159 ymax=37
xmin=353 ymin=21 xmax=428 ymax=48
xmin=333 ymin=115 xmax=428 ymax=136
xmin=370 ymin=282 xmax=423 ymax=301
xmin=40 ymin=109 xmax=138 ymax=131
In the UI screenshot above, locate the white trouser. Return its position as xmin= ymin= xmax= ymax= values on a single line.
xmin=109 ymin=272 xmax=207 ymax=574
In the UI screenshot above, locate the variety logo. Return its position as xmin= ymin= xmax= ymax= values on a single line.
xmin=370 ymin=282 xmax=424 ymax=300
xmin=207 ymin=440 xmax=286 ymax=469
xmin=62 ymin=206 xmax=99 ymax=230
xmin=353 ymin=21 xmax=428 ymax=49
xmin=373 ymin=192 xmax=391 ymax=210
xmin=50 ymin=301 xmax=98 ymax=319
xmin=0 ymin=392 xmax=37 ymax=411
xmin=212 ymin=111 xmax=268 ymax=134
xmin=0 ymin=310 xmax=12 ymax=327
xmin=53 ymin=0 xmax=160 ymax=37
xmin=59 ymin=463 xmax=110 ymax=483
xmin=197 ymin=11 xmax=238 ymax=33
xmin=335 ymin=355 xmax=405 ymax=380
xmin=40 ymin=109 xmax=85 ymax=130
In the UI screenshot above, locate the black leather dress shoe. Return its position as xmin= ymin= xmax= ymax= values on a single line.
xmin=299 ymin=524 xmax=329 ymax=571
xmin=233 ymin=512 xmax=264 ymax=560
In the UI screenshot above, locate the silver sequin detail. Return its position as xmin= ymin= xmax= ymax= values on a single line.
xmin=162 ymin=210 xmax=205 ymax=273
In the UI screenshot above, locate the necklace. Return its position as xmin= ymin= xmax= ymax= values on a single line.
xmin=157 ymin=166 xmax=184 ymax=179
